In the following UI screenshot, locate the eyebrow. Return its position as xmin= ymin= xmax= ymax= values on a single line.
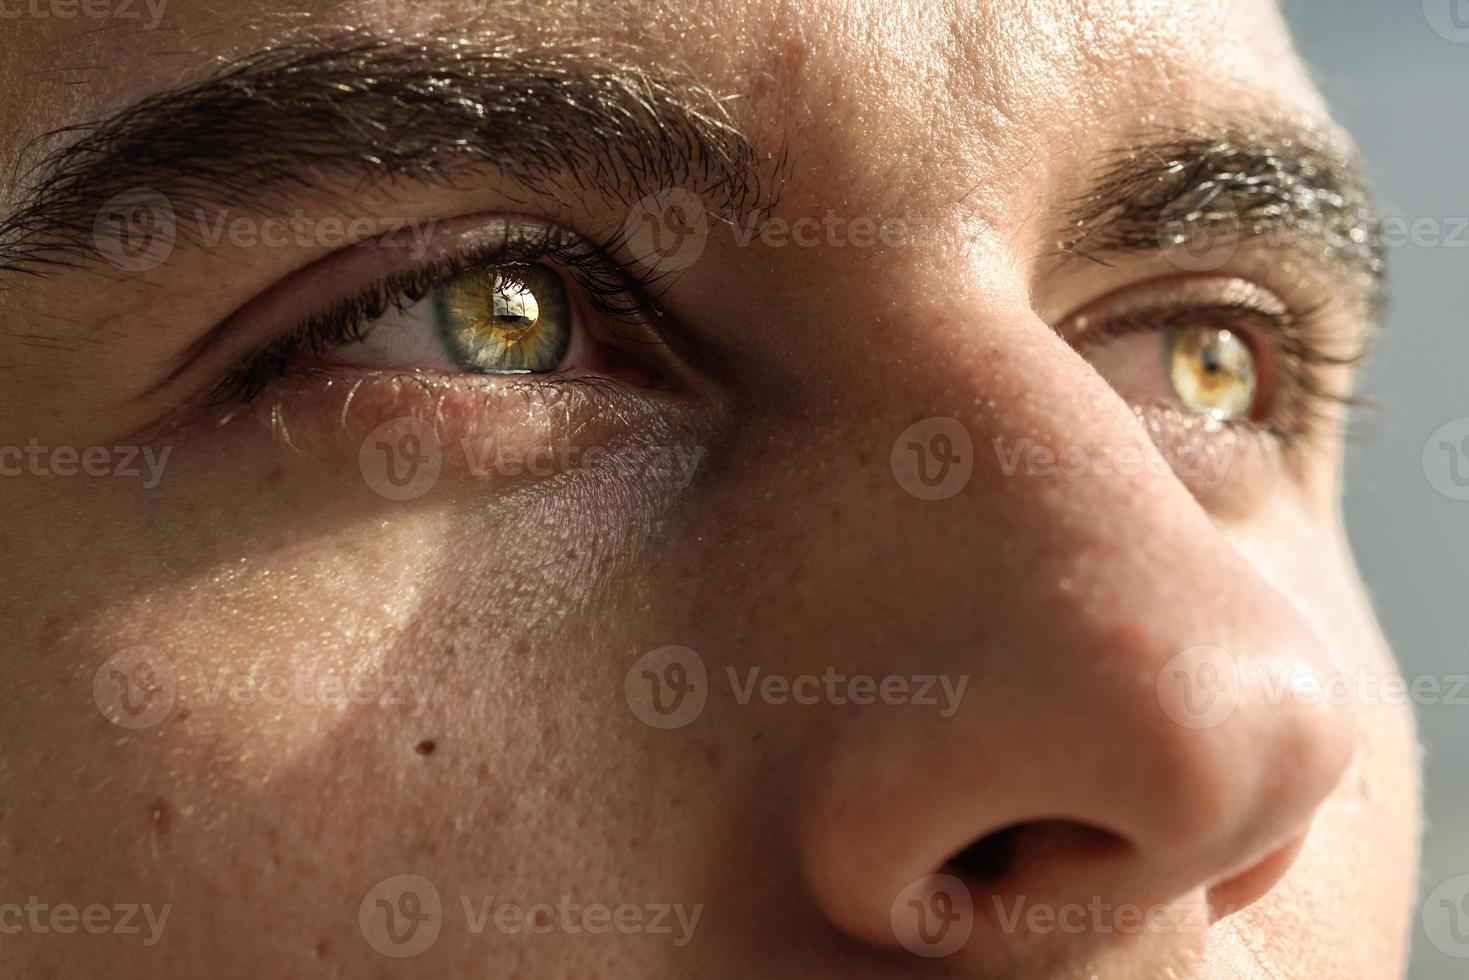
xmin=1054 ymin=126 xmax=1385 ymax=312
xmin=0 ymin=32 xmax=780 ymax=278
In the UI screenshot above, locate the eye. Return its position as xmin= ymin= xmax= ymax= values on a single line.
xmin=1165 ymin=323 xmax=1256 ymax=422
xmin=1064 ymin=278 xmax=1292 ymax=430
xmin=334 ymin=262 xmax=577 ymax=375
xmin=435 ymin=264 xmax=571 ymax=373
xmin=213 ymin=219 xmax=671 ymax=403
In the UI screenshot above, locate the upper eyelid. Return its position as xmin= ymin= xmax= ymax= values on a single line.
xmin=1074 ymin=301 xmax=1291 ymax=346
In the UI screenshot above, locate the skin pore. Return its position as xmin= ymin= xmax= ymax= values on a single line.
xmin=0 ymin=1 xmax=1419 ymax=978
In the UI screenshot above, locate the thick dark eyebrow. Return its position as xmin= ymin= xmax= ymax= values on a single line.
xmin=1054 ymin=126 xmax=1385 ymax=313
xmin=0 ymin=32 xmax=780 ymax=278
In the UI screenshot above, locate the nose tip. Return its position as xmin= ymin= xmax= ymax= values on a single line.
xmin=797 ymin=630 xmax=1357 ymax=964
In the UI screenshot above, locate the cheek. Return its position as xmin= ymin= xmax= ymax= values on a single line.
xmin=0 ymin=412 xmax=699 ymax=829
xmin=0 ymin=458 xmax=653 ymax=961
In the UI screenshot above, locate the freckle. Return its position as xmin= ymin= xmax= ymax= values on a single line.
xmin=174 ymin=707 xmax=191 ymax=722
xmin=750 ymin=732 xmax=764 ymax=743
xmin=38 ymin=613 xmax=65 ymax=649
xmin=315 ymin=938 xmax=330 ymax=958
xmin=149 ymin=798 xmax=173 ymax=858
xmin=704 ymin=745 xmax=721 ymax=770
xmin=533 ymin=907 xmax=551 ymax=929
xmin=415 ymin=739 xmax=437 ymax=757
xmin=476 ymin=762 xmax=490 ymax=780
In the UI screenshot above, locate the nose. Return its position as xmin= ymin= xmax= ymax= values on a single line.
xmin=795 ymin=305 xmax=1356 ymax=964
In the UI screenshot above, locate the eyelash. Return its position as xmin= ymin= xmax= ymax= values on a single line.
xmin=211 ymin=223 xmax=666 ymax=404
xmin=1078 ymin=298 xmax=1367 ymax=446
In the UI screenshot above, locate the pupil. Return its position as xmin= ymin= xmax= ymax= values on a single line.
xmin=489 ymin=281 xmax=539 ymax=341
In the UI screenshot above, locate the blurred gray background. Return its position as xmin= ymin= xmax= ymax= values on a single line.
xmin=1281 ymin=2 xmax=1469 ymax=976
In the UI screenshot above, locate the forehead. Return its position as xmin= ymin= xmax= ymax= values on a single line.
xmin=0 ymin=0 xmax=1331 ymax=219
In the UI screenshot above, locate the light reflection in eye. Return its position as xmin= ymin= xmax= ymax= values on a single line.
xmin=1166 ymin=323 xmax=1257 ymax=422
xmin=433 ymin=263 xmax=571 ymax=373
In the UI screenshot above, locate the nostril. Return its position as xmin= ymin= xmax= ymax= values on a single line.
xmin=947 ymin=820 xmax=1129 ymax=885
xmin=949 ymin=824 xmax=1025 ymax=881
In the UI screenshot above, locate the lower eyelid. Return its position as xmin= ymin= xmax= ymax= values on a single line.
xmin=207 ymin=369 xmax=694 ymax=485
xmin=1131 ymin=403 xmax=1283 ymax=515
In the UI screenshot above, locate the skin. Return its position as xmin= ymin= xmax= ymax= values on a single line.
xmin=0 ymin=1 xmax=1420 ymax=978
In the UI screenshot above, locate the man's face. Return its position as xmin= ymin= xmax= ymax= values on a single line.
xmin=0 ymin=0 xmax=1419 ymax=976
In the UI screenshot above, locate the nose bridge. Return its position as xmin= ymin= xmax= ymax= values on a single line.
xmin=793 ymin=307 xmax=1356 ymax=959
